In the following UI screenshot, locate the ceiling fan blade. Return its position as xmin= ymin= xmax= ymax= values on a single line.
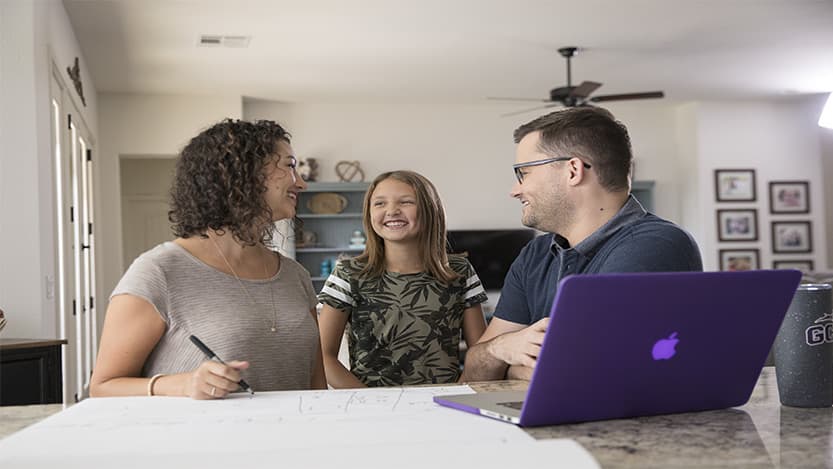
xmin=488 ymin=96 xmax=550 ymax=102
xmin=568 ymin=81 xmax=602 ymax=98
xmin=500 ymin=103 xmax=560 ymax=118
xmin=589 ymin=91 xmax=664 ymax=103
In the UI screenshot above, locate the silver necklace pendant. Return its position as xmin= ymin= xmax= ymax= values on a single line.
xmin=210 ymin=237 xmax=280 ymax=336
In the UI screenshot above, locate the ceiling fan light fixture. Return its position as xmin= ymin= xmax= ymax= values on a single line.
xmin=491 ymin=46 xmax=665 ymax=116
xmin=819 ymin=93 xmax=833 ymax=129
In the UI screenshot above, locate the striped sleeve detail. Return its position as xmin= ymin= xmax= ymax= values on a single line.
xmin=327 ymin=274 xmax=351 ymax=291
xmin=320 ymin=284 xmax=355 ymax=307
xmin=464 ymin=272 xmax=486 ymax=300
xmin=448 ymin=254 xmax=489 ymax=308
xmin=317 ymin=261 xmax=357 ymax=311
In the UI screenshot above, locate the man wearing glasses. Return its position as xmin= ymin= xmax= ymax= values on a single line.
xmin=463 ymin=107 xmax=702 ymax=381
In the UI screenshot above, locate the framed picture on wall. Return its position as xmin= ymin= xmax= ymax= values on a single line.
xmin=719 ymin=249 xmax=760 ymax=271
xmin=772 ymin=259 xmax=814 ymax=273
xmin=769 ymin=181 xmax=810 ymax=214
xmin=772 ymin=221 xmax=812 ymax=253
xmin=717 ymin=209 xmax=758 ymax=242
xmin=715 ymin=169 xmax=756 ymax=202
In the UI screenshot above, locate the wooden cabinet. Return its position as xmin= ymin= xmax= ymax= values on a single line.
xmin=295 ymin=182 xmax=370 ymax=292
xmin=0 ymin=339 xmax=66 ymax=406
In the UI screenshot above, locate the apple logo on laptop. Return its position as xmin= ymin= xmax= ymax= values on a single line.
xmin=652 ymin=332 xmax=679 ymax=360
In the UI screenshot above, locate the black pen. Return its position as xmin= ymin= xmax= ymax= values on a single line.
xmin=189 ymin=335 xmax=255 ymax=395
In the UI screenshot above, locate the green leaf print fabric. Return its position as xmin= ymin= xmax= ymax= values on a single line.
xmin=318 ymin=255 xmax=487 ymax=386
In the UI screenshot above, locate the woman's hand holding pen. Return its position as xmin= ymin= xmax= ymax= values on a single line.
xmin=185 ymin=360 xmax=250 ymax=400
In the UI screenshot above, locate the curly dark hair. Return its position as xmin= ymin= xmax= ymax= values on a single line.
xmin=168 ymin=118 xmax=292 ymax=246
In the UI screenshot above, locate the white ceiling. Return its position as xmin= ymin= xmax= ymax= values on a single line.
xmin=64 ymin=0 xmax=833 ymax=103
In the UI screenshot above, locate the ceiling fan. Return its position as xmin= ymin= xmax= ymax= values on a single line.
xmin=490 ymin=47 xmax=664 ymax=117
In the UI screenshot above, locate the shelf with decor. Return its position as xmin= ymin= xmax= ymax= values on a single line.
xmin=296 ymin=247 xmax=364 ymax=253
xmin=295 ymin=182 xmax=370 ymax=291
xmin=301 ymin=213 xmax=363 ymax=219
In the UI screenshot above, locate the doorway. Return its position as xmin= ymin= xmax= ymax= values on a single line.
xmin=50 ymin=65 xmax=97 ymax=403
xmin=119 ymin=157 xmax=176 ymax=268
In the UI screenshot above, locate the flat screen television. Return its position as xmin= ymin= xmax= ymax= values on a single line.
xmin=447 ymin=229 xmax=536 ymax=291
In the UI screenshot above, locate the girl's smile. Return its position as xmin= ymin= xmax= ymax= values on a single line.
xmin=370 ymin=179 xmax=421 ymax=243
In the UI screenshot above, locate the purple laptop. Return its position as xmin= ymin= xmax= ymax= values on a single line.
xmin=434 ymin=270 xmax=801 ymax=427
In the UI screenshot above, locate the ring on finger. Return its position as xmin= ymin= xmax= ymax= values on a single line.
xmin=210 ymin=386 xmax=216 ymax=397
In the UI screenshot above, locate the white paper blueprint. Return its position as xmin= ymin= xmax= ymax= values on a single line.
xmin=0 ymin=385 xmax=599 ymax=469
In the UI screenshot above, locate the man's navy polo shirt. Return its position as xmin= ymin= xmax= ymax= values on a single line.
xmin=494 ymin=196 xmax=703 ymax=325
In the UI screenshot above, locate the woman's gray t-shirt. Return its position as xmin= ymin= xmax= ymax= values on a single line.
xmin=111 ymin=241 xmax=319 ymax=391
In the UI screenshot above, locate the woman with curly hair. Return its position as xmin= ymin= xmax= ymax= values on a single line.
xmin=90 ymin=119 xmax=325 ymax=399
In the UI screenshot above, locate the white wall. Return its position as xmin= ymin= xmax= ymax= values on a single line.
xmin=244 ymin=96 xmax=833 ymax=273
xmin=47 ymin=0 xmax=97 ymax=133
xmin=615 ymin=102 xmax=688 ymax=224
xmin=697 ymin=98 xmax=829 ymax=271
xmin=0 ymin=0 xmax=97 ymax=339
xmin=96 ymin=94 xmax=242 ymax=321
xmin=675 ymin=103 xmax=703 ymax=243
xmin=243 ymin=98 xmax=685 ymax=231
xmin=0 ymin=0 xmax=39 ymax=338
xmin=818 ymin=101 xmax=833 ymax=269
xmin=0 ymin=0 xmax=830 ymax=350
xmin=6 ymin=71 xmax=827 ymax=342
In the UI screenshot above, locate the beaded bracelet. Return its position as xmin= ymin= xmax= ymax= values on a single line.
xmin=147 ymin=373 xmax=165 ymax=396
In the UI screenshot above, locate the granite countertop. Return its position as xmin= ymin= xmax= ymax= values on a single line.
xmin=0 ymin=404 xmax=64 ymax=438
xmin=471 ymin=367 xmax=831 ymax=468
xmin=2 ymin=367 xmax=830 ymax=467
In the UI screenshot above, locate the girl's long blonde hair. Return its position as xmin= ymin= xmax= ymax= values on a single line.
xmin=355 ymin=170 xmax=459 ymax=283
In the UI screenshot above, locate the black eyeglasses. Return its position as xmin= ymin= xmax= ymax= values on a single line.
xmin=512 ymin=157 xmax=592 ymax=184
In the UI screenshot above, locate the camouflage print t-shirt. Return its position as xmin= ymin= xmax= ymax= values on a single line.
xmin=318 ymin=255 xmax=488 ymax=387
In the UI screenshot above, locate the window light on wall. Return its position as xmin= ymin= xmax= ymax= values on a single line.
xmin=820 ymin=93 xmax=833 ymax=129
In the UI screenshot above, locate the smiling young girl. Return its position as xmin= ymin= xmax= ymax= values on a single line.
xmin=318 ymin=170 xmax=488 ymax=388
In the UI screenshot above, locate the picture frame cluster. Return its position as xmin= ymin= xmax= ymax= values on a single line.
xmin=714 ymin=169 xmax=813 ymax=273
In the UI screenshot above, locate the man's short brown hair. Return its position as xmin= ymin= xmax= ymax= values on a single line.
xmin=514 ymin=107 xmax=633 ymax=192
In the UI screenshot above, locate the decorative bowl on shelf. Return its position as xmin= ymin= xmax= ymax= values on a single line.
xmin=295 ymin=229 xmax=318 ymax=248
xmin=308 ymin=193 xmax=348 ymax=214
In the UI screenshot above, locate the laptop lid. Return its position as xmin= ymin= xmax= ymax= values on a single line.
xmin=436 ymin=270 xmax=801 ymax=427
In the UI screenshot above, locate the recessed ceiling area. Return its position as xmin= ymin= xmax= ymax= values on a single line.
xmin=64 ymin=0 xmax=833 ymax=102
